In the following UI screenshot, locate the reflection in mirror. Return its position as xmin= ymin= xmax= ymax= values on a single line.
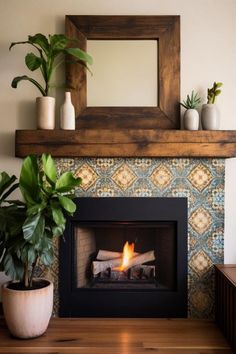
xmin=87 ymin=40 xmax=158 ymax=107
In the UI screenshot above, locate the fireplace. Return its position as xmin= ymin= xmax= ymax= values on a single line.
xmin=59 ymin=197 xmax=187 ymax=317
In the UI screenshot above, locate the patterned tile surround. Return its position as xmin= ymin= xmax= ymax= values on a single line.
xmin=49 ymin=158 xmax=225 ymax=319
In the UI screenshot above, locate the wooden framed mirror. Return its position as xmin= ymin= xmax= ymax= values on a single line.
xmin=66 ymin=15 xmax=180 ymax=129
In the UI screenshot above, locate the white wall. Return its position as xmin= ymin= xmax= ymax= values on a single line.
xmin=0 ymin=0 xmax=236 ymax=287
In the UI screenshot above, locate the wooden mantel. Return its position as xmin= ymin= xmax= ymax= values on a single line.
xmin=15 ymin=129 xmax=236 ymax=158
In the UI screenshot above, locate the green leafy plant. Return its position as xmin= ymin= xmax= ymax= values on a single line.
xmin=10 ymin=33 xmax=93 ymax=96
xmin=207 ymin=82 xmax=223 ymax=104
xmin=180 ymin=91 xmax=201 ymax=109
xmin=0 ymin=154 xmax=81 ymax=288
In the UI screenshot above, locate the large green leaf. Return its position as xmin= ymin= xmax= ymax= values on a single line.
xmin=23 ymin=213 xmax=45 ymax=245
xmin=28 ymin=34 xmax=50 ymax=55
xmin=26 ymin=202 xmax=46 ymax=217
xmin=55 ymin=172 xmax=81 ymax=192
xmin=25 ymin=53 xmax=42 ymax=71
xmin=20 ymin=155 xmax=40 ymax=204
xmin=0 ymin=172 xmax=17 ymax=199
xmin=20 ymin=244 xmax=36 ymax=264
xmin=3 ymin=253 xmax=24 ymax=280
xmin=58 ymin=196 xmax=76 ymax=214
xmin=40 ymin=247 xmax=53 ymax=266
xmin=65 ymin=47 xmax=93 ymax=65
xmin=11 ymin=75 xmax=46 ymax=96
xmin=49 ymin=34 xmax=68 ymax=51
xmin=41 ymin=153 xmax=57 ymax=185
xmin=52 ymin=223 xmax=65 ymax=237
xmin=51 ymin=204 xmax=66 ymax=226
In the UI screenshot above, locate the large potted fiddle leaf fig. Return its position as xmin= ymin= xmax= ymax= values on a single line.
xmin=0 ymin=154 xmax=81 ymax=339
xmin=10 ymin=33 xmax=92 ymax=129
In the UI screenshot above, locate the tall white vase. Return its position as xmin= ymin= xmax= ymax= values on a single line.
xmin=36 ymin=96 xmax=55 ymax=130
xmin=60 ymin=92 xmax=75 ymax=130
xmin=201 ymin=103 xmax=220 ymax=130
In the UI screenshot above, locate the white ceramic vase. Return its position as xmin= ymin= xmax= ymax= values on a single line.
xmin=36 ymin=96 xmax=55 ymax=130
xmin=2 ymin=279 xmax=53 ymax=339
xmin=183 ymin=109 xmax=199 ymax=130
xmin=60 ymin=92 xmax=75 ymax=130
xmin=201 ymin=103 xmax=220 ymax=130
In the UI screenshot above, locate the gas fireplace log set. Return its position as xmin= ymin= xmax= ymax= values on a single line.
xmin=92 ymin=245 xmax=156 ymax=282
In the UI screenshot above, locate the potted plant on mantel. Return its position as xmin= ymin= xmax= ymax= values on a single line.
xmin=0 ymin=153 xmax=81 ymax=338
xmin=201 ymin=81 xmax=223 ymax=130
xmin=10 ymin=33 xmax=93 ymax=129
xmin=180 ymin=90 xmax=201 ymax=130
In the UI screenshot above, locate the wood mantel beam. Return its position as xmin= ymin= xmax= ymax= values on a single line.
xmin=15 ymin=129 xmax=236 ymax=158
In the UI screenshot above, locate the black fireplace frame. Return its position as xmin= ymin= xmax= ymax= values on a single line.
xmin=59 ymin=197 xmax=188 ymax=317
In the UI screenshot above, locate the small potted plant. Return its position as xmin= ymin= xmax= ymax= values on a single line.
xmin=180 ymin=90 xmax=201 ymax=130
xmin=0 ymin=154 xmax=81 ymax=338
xmin=10 ymin=33 xmax=93 ymax=129
xmin=201 ymin=82 xmax=223 ymax=130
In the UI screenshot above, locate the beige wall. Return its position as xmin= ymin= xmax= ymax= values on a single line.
xmin=0 ymin=0 xmax=236 ymax=288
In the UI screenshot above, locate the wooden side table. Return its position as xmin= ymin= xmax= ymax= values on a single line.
xmin=215 ymin=264 xmax=236 ymax=351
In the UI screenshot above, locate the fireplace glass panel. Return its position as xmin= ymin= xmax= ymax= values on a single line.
xmin=75 ymin=221 xmax=176 ymax=290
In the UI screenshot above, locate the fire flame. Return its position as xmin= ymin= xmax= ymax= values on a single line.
xmin=115 ymin=241 xmax=135 ymax=271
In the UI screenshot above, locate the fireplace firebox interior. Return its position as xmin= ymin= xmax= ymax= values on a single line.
xmin=59 ymin=197 xmax=187 ymax=317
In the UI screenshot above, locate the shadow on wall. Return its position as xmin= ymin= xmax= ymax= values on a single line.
xmin=17 ymin=100 xmax=36 ymax=129
xmin=0 ymin=132 xmax=15 ymax=158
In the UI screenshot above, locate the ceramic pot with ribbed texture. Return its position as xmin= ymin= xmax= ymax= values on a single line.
xmin=2 ymin=279 xmax=53 ymax=339
xmin=201 ymin=103 xmax=220 ymax=130
xmin=36 ymin=96 xmax=55 ymax=130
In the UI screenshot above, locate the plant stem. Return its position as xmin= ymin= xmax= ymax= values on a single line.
xmin=29 ymin=255 xmax=39 ymax=287
xmin=24 ymin=260 xmax=29 ymax=288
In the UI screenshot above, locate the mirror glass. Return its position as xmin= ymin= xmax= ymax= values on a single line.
xmin=87 ymin=40 xmax=158 ymax=107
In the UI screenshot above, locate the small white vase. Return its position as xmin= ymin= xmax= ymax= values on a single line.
xmin=60 ymin=92 xmax=75 ymax=130
xmin=201 ymin=103 xmax=220 ymax=130
xmin=183 ymin=109 xmax=199 ymax=130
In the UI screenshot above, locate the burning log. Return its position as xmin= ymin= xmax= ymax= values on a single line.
xmin=130 ymin=264 xmax=155 ymax=280
xmin=92 ymin=250 xmax=155 ymax=276
xmin=97 ymin=249 xmax=139 ymax=260
xmin=122 ymin=250 xmax=155 ymax=271
xmin=92 ymin=258 xmax=122 ymax=275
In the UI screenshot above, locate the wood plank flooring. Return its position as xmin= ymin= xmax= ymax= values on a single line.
xmin=0 ymin=318 xmax=233 ymax=354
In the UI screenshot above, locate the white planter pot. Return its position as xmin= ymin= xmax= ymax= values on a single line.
xmin=36 ymin=96 xmax=55 ymax=130
xmin=201 ymin=103 xmax=220 ymax=130
xmin=183 ymin=109 xmax=199 ymax=130
xmin=2 ymin=279 xmax=53 ymax=339
xmin=60 ymin=92 xmax=75 ymax=130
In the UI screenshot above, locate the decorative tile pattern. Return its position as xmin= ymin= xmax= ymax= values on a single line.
xmin=112 ymin=164 xmax=137 ymax=190
xmin=188 ymin=164 xmax=212 ymax=191
xmin=190 ymin=250 xmax=212 ymax=276
xmin=75 ymin=163 xmax=98 ymax=191
xmin=150 ymin=165 xmax=173 ymax=190
xmin=53 ymin=157 xmax=225 ymax=319
xmin=189 ymin=207 xmax=212 ymax=234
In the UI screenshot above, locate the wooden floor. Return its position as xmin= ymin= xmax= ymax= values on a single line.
xmin=0 ymin=318 xmax=233 ymax=354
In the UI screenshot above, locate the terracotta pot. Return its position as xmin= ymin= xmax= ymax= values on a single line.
xmin=36 ymin=96 xmax=55 ymax=130
xmin=2 ymin=279 xmax=53 ymax=339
